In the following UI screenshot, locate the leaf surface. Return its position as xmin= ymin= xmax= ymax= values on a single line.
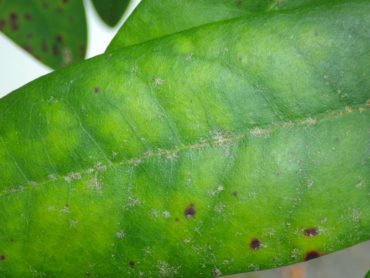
xmin=107 ymin=0 xmax=343 ymax=51
xmin=0 ymin=1 xmax=369 ymax=277
xmin=0 ymin=0 xmax=87 ymax=69
xmin=91 ymin=0 xmax=130 ymax=27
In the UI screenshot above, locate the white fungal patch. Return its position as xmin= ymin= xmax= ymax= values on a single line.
xmin=209 ymin=185 xmax=224 ymax=197
xmin=60 ymin=206 xmax=70 ymax=214
xmin=212 ymin=267 xmax=222 ymax=277
xmin=290 ymin=248 xmax=299 ymax=260
xmin=116 ymin=230 xmax=125 ymax=239
xmin=88 ymin=176 xmax=102 ymax=192
xmin=153 ymin=78 xmax=164 ymax=87
xmin=69 ymin=219 xmax=78 ymax=228
xmin=356 ymin=180 xmax=363 ymax=188
xmin=64 ymin=172 xmax=81 ymax=183
xmin=157 ymin=261 xmax=179 ymax=277
xmin=352 ymin=209 xmax=361 ymax=222
xmin=249 ymin=127 xmax=269 ymax=137
xmin=304 ymin=117 xmax=317 ymax=126
xmin=162 ymin=211 xmax=171 ymax=219
xmin=48 ymin=174 xmax=57 ymax=180
xmin=95 ymin=162 xmax=107 ymax=172
xmin=124 ymin=196 xmax=142 ymax=209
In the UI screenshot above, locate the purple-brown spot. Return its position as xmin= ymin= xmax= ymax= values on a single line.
xmin=128 ymin=260 xmax=135 ymax=268
xmin=9 ymin=12 xmax=18 ymax=31
xmin=52 ymin=44 xmax=59 ymax=56
xmin=23 ymin=45 xmax=33 ymax=54
xmin=184 ymin=204 xmax=195 ymax=218
xmin=304 ymin=250 xmax=321 ymax=261
xmin=249 ymin=238 xmax=260 ymax=250
xmin=304 ymin=227 xmax=318 ymax=237
xmin=0 ymin=20 xmax=5 ymax=31
xmin=0 ymin=255 xmax=5 ymax=261
xmin=232 ymin=191 xmax=238 ymax=197
xmin=55 ymin=34 xmax=64 ymax=43
xmin=24 ymin=13 xmax=32 ymax=21
xmin=41 ymin=41 xmax=48 ymax=53
xmin=94 ymin=87 xmax=100 ymax=94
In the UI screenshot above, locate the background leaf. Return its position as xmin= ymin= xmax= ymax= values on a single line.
xmin=0 ymin=1 xmax=369 ymax=277
xmin=106 ymin=0 xmax=343 ymax=51
xmin=91 ymin=0 xmax=130 ymax=27
xmin=0 ymin=0 xmax=87 ymax=69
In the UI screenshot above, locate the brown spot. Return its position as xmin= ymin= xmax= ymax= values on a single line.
xmin=62 ymin=0 xmax=69 ymax=3
xmin=52 ymin=44 xmax=59 ymax=56
xmin=0 ymin=19 xmax=5 ymax=31
xmin=9 ymin=12 xmax=18 ymax=31
xmin=55 ymin=34 xmax=64 ymax=43
xmin=94 ymin=87 xmax=100 ymax=94
xmin=249 ymin=238 xmax=260 ymax=250
xmin=24 ymin=13 xmax=32 ymax=21
xmin=23 ymin=45 xmax=33 ymax=54
xmin=304 ymin=228 xmax=318 ymax=237
xmin=41 ymin=41 xmax=48 ymax=53
xmin=304 ymin=250 xmax=321 ymax=261
xmin=79 ymin=44 xmax=86 ymax=58
xmin=128 ymin=260 xmax=135 ymax=268
xmin=232 ymin=191 xmax=238 ymax=197
xmin=0 ymin=255 xmax=5 ymax=261
xmin=184 ymin=204 xmax=195 ymax=218
xmin=175 ymin=217 xmax=179 ymax=222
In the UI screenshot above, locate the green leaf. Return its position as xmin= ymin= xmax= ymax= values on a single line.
xmin=91 ymin=0 xmax=130 ymax=27
xmin=0 ymin=0 xmax=87 ymax=69
xmin=106 ymin=0 xmax=343 ymax=51
xmin=0 ymin=1 xmax=369 ymax=277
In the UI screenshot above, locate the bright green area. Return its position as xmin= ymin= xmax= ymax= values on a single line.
xmin=107 ymin=0 xmax=344 ymax=51
xmin=0 ymin=0 xmax=87 ymax=69
xmin=0 ymin=1 xmax=369 ymax=277
xmin=91 ymin=0 xmax=130 ymax=27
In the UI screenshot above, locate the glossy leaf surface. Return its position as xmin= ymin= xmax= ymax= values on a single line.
xmin=0 ymin=1 xmax=369 ymax=277
xmin=0 ymin=0 xmax=87 ymax=69
xmin=91 ymin=0 xmax=130 ymax=27
xmin=107 ymin=0 xmax=342 ymax=51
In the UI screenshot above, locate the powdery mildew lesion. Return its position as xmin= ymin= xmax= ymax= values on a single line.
xmin=0 ymin=101 xmax=368 ymax=198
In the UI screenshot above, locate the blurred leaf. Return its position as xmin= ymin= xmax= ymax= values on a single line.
xmin=107 ymin=0 xmax=343 ymax=51
xmin=91 ymin=0 xmax=130 ymax=27
xmin=0 ymin=1 xmax=369 ymax=277
xmin=0 ymin=0 xmax=87 ymax=69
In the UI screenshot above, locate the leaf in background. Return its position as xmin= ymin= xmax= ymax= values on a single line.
xmin=0 ymin=0 xmax=87 ymax=69
xmin=106 ymin=0 xmax=342 ymax=51
xmin=0 ymin=1 xmax=369 ymax=277
xmin=91 ymin=0 xmax=130 ymax=27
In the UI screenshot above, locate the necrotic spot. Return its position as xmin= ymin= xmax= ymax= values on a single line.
xmin=24 ymin=13 xmax=32 ymax=20
xmin=0 ymin=255 xmax=5 ymax=261
xmin=249 ymin=238 xmax=260 ymax=250
xmin=94 ymin=87 xmax=100 ymax=94
xmin=184 ymin=204 xmax=195 ymax=218
xmin=304 ymin=250 xmax=321 ymax=261
xmin=304 ymin=227 xmax=318 ymax=237
xmin=0 ymin=20 xmax=5 ymax=31
xmin=128 ymin=260 xmax=135 ymax=268
xmin=9 ymin=12 xmax=18 ymax=31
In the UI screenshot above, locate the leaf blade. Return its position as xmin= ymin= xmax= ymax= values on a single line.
xmin=91 ymin=0 xmax=130 ymax=27
xmin=0 ymin=1 xmax=369 ymax=277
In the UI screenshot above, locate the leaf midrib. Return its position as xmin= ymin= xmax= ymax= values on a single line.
xmin=1 ymin=101 xmax=368 ymax=199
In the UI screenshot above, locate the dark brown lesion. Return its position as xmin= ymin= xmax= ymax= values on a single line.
xmin=249 ymin=238 xmax=261 ymax=250
xmin=0 ymin=255 xmax=5 ymax=261
xmin=184 ymin=204 xmax=195 ymax=218
xmin=304 ymin=250 xmax=321 ymax=261
xmin=94 ymin=87 xmax=101 ymax=94
xmin=128 ymin=260 xmax=135 ymax=268
xmin=9 ymin=12 xmax=18 ymax=31
xmin=304 ymin=227 xmax=318 ymax=237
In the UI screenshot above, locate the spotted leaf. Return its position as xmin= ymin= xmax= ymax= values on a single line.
xmin=0 ymin=1 xmax=369 ymax=277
